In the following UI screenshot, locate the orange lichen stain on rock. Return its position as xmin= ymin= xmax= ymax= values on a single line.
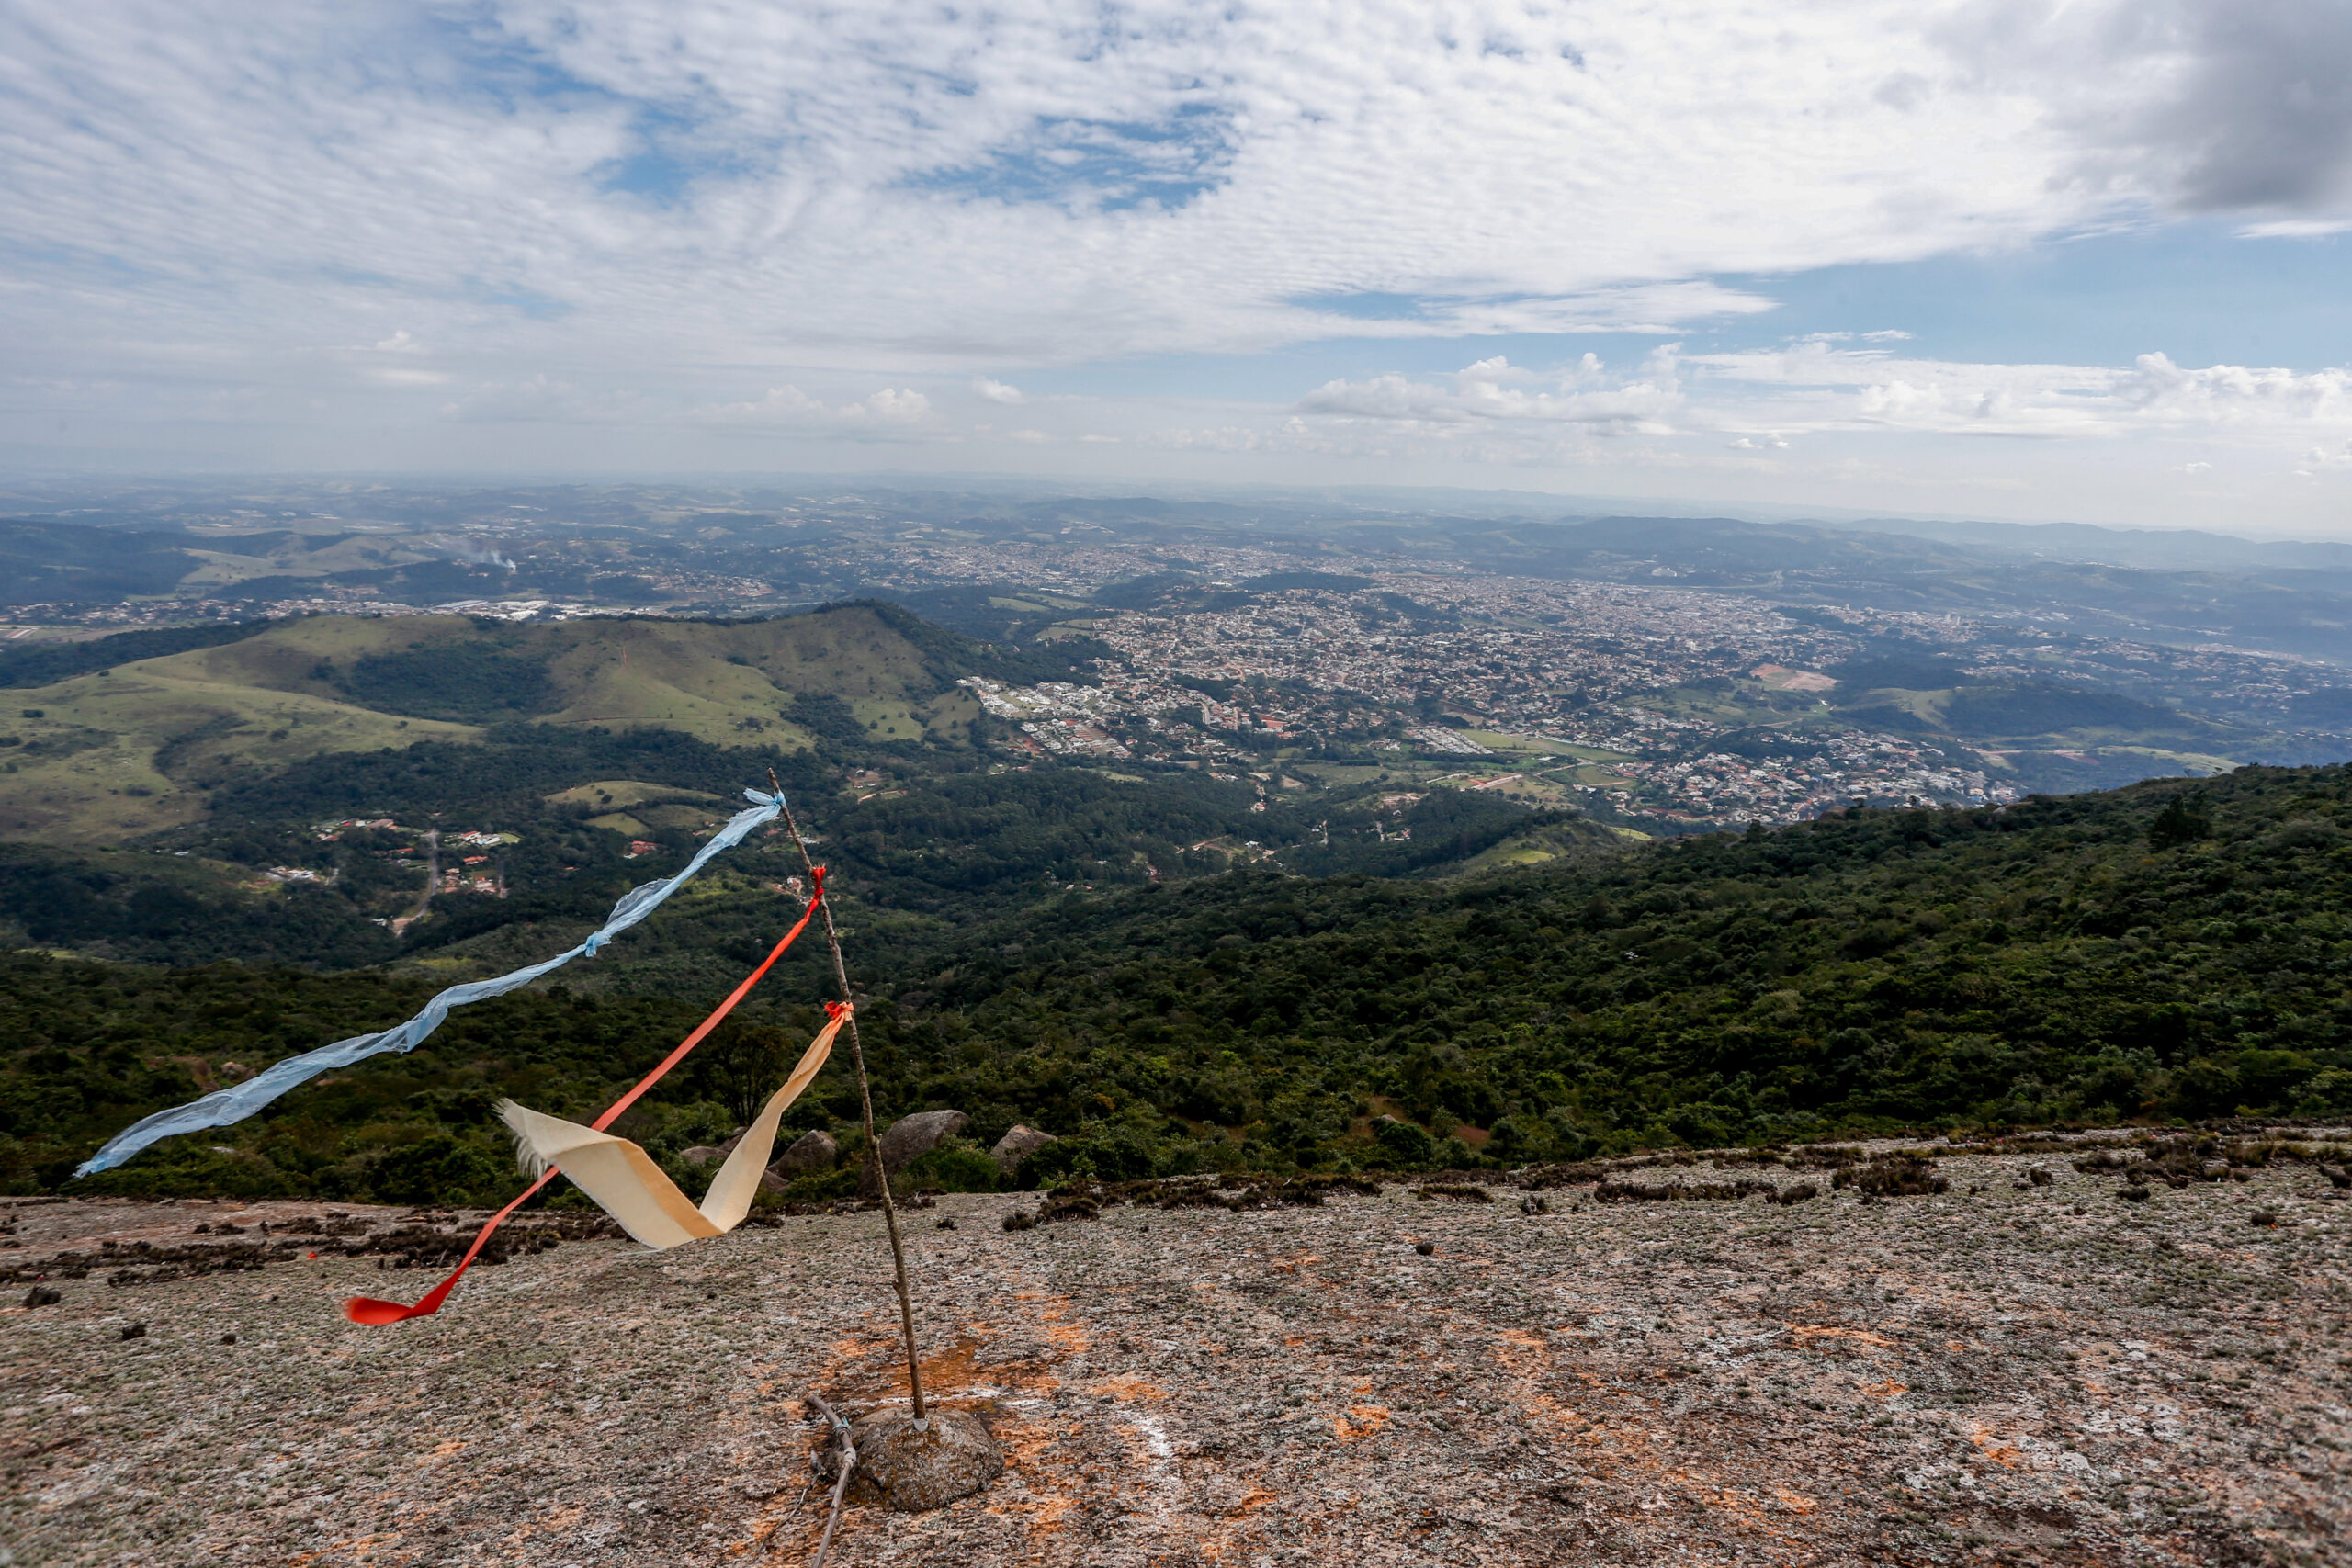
xmin=1268 ymin=1252 xmax=1322 ymax=1273
xmin=984 ymin=1491 xmax=1076 ymax=1536
xmin=419 ymin=1437 xmax=465 ymax=1463
xmin=1332 ymin=1404 xmax=1391 ymax=1442
xmin=1792 ymin=1324 xmax=1897 ymax=1349
xmin=1489 ymin=1327 xmax=1552 ymax=1377
xmin=1860 ymin=1378 xmax=1908 ymax=1398
xmin=1698 ymin=1485 xmax=1808 ymax=1544
xmin=1968 ymin=1427 xmax=2023 ymax=1468
xmin=1091 ymin=1374 xmax=1169 ymax=1402
xmin=915 ymin=1334 xmax=986 ymax=1390
xmin=1773 ymin=1486 xmax=1820 ymax=1515
xmin=992 ymin=1413 xmax=1069 ymax=1472
xmin=1030 ymin=1292 xmax=1087 ymax=1346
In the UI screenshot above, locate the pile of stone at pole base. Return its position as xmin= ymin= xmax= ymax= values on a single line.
xmin=820 ymin=1408 xmax=1005 ymax=1511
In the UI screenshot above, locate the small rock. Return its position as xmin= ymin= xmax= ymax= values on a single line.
xmin=1415 ymin=1241 xmax=1436 ymax=1257
xmin=119 ymin=1323 xmax=146 ymax=1341
xmin=23 ymin=1286 xmax=61 ymax=1308
xmin=770 ymin=1129 xmax=838 ymax=1178
xmin=1520 ymin=1195 xmax=1550 ymax=1214
xmin=1002 ymin=1208 xmax=1035 ymax=1233
xmin=832 ymin=1408 xmax=1004 ymax=1511
xmin=989 ymin=1124 xmax=1059 ymax=1178
xmin=2249 ymin=1210 xmax=2281 ymax=1228
xmin=220 ymin=1333 xmax=237 ymax=1345
xmin=2118 ymin=1186 xmax=2152 ymax=1203
xmin=936 ymin=1216 xmax=957 ymax=1230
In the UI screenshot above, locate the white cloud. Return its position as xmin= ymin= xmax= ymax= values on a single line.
xmin=1 ymin=0 xmax=2348 ymax=525
xmin=365 ymin=367 xmax=453 ymax=388
xmin=695 ymin=385 xmax=932 ymax=431
xmin=2241 ymin=220 xmax=2352 ymax=239
xmin=1292 ymin=342 xmax=2352 ymax=458
xmin=1670 ymin=344 xmax=2352 ymax=440
xmin=5 ymin=0 xmax=2342 ymax=394
xmin=1299 ymin=351 xmax=1683 ymax=435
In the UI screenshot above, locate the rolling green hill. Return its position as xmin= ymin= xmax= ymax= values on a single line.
xmin=0 ymin=603 xmax=1020 ymax=842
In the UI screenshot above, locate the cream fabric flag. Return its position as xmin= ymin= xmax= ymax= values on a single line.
xmin=497 ymin=1007 xmax=848 ymax=1249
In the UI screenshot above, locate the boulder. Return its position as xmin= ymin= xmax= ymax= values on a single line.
xmin=679 ymin=1146 xmax=725 ymax=1168
xmin=879 ymin=1110 xmax=968 ymax=1172
xmin=769 ymin=1128 xmax=838 ymax=1179
xmin=830 ymin=1408 xmax=1003 ymax=1511
xmin=989 ymin=1124 xmax=1059 ymax=1177
xmin=858 ymin=1109 xmax=968 ymax=1197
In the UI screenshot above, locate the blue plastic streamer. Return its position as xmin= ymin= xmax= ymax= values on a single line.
xmin=75 ymin=788 xmax=791 ymax=1177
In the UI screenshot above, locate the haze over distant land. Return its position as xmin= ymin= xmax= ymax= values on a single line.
xmin=5 ymin=4 xmax=2352 ymax=528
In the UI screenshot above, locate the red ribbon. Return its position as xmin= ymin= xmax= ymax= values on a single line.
xmin=345 ymin=870 xmax=828 ymax=1325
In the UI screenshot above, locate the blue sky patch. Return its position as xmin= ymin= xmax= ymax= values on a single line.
xmin=903 ymin=111 xmax=1230 ymax=213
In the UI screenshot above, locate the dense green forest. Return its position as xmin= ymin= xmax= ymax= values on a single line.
xmin=9 ymin=762 xmax=2351 ymax=1202
xmin=7 ymin=719 xmax=1566 ymax=965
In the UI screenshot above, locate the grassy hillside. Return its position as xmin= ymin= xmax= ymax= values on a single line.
xmin=0 ymin=660 xmax=478 ymax=842
xmin=14 ymin=761 xmax=2352 ymax=1201
xmin=0 ymin=603 xmax=1019 ymax=843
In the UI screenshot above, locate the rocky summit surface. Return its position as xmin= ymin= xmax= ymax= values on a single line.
xmin=5 ymin=1133 xmax=2350 ymax=1567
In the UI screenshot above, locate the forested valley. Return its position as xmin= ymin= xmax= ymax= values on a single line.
xmin=13 ymin=760 xmax=2351 ymax=1206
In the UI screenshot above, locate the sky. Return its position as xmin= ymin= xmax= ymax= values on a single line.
xmin=4 ymin=1 xmax=2352 ymax=532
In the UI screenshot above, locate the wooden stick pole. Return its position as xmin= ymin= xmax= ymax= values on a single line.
xmin=771 ymin=772 xmax=928 ymax=1422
